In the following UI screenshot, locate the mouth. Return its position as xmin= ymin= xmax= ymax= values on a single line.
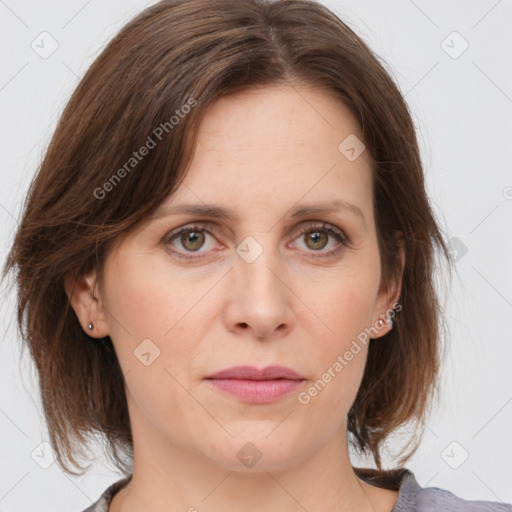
xmin=204 ymin=365 xmax=306 ymax=404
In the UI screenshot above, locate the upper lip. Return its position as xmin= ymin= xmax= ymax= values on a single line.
xmin=205 ymin=365 xmax=304 ymax=380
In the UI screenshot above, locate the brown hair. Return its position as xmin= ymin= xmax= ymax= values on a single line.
xmin=3 ymin=0 xmax=451 ymax=476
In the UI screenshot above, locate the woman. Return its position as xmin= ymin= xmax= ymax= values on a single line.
xmin=3 ymin=0 xmax=511 ymax=511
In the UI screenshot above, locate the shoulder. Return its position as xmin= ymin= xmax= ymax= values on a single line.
xmin=78 ymin=475 xmax=132 ymax=512
xmin=354 ymin=466 xmax=512 ymax=512
xmin=412 ymin=483 xmax=512 ymax=512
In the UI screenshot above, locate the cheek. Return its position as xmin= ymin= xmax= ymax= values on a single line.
xmin=295 ymin=254 xmax=380 ymax=397
xmin=301 ymin=258 xmax=380 ymax=341
xmin=101 ymin=250 xmax=186 ymax=339
xmin=100 ymin=250 xmax=213 ymax=383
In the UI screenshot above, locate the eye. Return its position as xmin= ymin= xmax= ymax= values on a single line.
xmin=163 ymin=223 xmax=220 ymax=261
xmin=290 ymin=222 xmax=348 ymax=259
xmin=163 ymin=221 xmax=349 ymax=262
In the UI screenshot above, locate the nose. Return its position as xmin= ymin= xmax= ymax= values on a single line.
xmin=222 ymin=245 xmax=295 ymax=340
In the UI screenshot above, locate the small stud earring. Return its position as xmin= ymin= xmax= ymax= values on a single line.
xmin=387 ymin=317 xmax=394 ymax=329
xmin=87 ymin=322 xmax=94 ymax=331
xmin=376 ymin=319 xmax=385 ymax=329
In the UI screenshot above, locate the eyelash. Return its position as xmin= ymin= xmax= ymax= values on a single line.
xmin=163 ymin=222 xmax=349 ymax=261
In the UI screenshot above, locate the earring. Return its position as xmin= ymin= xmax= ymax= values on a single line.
xmin=387 ymin=317 xmax=394 ymax=329
xmin=87 ymin=322 xmax=94 ymax=331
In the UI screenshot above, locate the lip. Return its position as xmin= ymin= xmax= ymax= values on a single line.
xmin=206 ymin=365 xmax=304 ymax=380
xmin=205 ymin=365 xmax=306 ymax=404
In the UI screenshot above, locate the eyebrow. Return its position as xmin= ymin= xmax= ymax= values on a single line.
xmin=152 ymin=199 xmax=366 ymax=228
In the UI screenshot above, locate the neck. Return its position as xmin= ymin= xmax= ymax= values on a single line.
xmin=109 ymin=415 xmax=380 ymax=512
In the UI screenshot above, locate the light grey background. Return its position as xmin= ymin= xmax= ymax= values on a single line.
xmin=1 ymin=0 xmax=511 ymax=510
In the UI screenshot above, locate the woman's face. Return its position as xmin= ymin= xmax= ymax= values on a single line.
xmin=87 ymin=85 xmax=399 ymax=472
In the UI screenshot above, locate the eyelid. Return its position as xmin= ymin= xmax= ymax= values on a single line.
xmin=289 ymin=221 xmax=350 ymax=253
xmin=162 ymin=222 xmax=226 ymax=262
xmin=162 ymin=220 xmax=350 ymax=260
xmin=295 ymin=220 xmax=345 ymax=238
xmin=162 ymin=221 xmax=219 ymax=244
xmin=163 ymin=220 xmax=347 ymax=243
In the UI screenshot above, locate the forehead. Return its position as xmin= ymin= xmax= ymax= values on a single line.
xmin=195 ymin=84 xmax=366 ymax=153
xmin=153 ymin=85 xmax=374 ymax=228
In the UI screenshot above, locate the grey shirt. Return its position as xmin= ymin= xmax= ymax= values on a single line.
xmin=80 ymin=467 xmax=512 ymax=511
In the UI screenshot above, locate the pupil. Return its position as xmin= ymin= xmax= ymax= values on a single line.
xmin=307 ymin=231 xmax=327 ymax=249
xmin=182 ymin=230 xmax=204 ymax=251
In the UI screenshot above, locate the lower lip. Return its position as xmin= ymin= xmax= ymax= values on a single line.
xmin=206 ymin=378 xmax=305 ymax=403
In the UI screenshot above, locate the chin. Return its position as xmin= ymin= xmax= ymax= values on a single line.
xmin=202 ymin=427 xmax=309 ymax=473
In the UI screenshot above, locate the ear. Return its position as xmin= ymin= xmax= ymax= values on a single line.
xmin=372 ymin=233 xmax=405 ymax=338
xmin=64 ymin=268 xmax=110 ymax=338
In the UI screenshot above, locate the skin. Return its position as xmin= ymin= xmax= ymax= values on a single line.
xmin=67 ymin=84 xmax=404 ymax=512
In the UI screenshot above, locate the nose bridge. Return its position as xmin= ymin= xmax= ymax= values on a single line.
xmin=235 ymin=234 xmax=283 ymax=300
xmin=229 ymin=234 xmax=291 ymax=337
